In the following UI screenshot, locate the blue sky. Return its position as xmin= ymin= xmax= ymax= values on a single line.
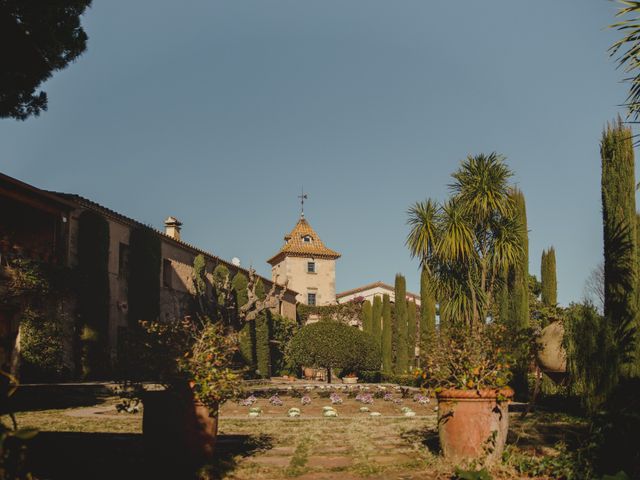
xmin=0 ymin=1 xmax=633 ymax=305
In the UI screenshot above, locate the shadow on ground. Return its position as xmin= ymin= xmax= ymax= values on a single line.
xmin=28 ymin=431 xmax=273 ymax=480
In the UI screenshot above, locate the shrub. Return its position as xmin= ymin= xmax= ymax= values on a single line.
xmin=287 ymin=320 xmax=381 ymax=383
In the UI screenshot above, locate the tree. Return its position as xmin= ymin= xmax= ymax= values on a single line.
xmin=419 ymin=267 xmax=436 ymax=362
xmin=583 ymin=262 xmax=605 ymax=314
xmin=407 ymin=153 xmax=523 ymax=331
xmin=381 ymin=294 xmax=393 ymax=373
xmin=362 ymin=300 xmax=372 ymax=334
xmin=610 ymin=1 xmax=640 ymax=121
xmin=287 ymin=320 xmax=381 ymax=383
xmin=372 ymin=295 xmax=382 ymax=349
xmin=601 ymin=117 xmax=639 ymax=377
xmin=541 ymin=247 xmax=558 ymax=307
xmin=407 ymin=299 xmax=417 ymax=369
xmin=393 ymin=274 xmax=409 ymax=374
xmin=507 ymin=188 xmax=529 ymax=329
xmin=0 ymin=1 xmax=92 ymax=120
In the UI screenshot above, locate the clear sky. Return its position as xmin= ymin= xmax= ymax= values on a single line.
xmin=0 ymin=1 xmax=634 ymax=305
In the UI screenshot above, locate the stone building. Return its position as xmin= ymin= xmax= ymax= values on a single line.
xmin=268 ymin=215 xmax=340 ymax=306
xmin=0 ymin=171 xmax=298 ymax=374
xmin=336 ymin=281 xmax=421 ymax=307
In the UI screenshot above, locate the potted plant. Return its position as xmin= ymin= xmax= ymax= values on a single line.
xmin=127 ymin=317 xmax=241 ymax=462
xmin=416 ymin=323 xmax=514 ymax=465
xmin=341 ymin=372 xmax=358 ymax=384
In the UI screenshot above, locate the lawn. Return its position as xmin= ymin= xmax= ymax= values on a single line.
xmin=12 ymin=387 xmax=589 ymax=480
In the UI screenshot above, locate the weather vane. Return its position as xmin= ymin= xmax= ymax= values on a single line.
xmin=298 ymin=187 xmax=308 ymax=218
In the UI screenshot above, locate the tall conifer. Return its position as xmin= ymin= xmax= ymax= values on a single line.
xmin=508 ymin=188 xmax=529 ymax=329
xmin=372 ymin=295 xmax=382 ymax=351
xmin=382 ymin=294 xmax=393 ymax=373
xmin=419 ymin=268 xmax=436 ymax=362
xmin=541 ymin=247 xmax=557 ymax=307
xmin=362 ymin=300 xmax=372 ymax=334
xmin=601 ymin=117 xmax=639 ymax=377
xmin=407 ymin=299 xmax=417 ymax=369
xmin=394 ymin=274 xmax=409 ymax=374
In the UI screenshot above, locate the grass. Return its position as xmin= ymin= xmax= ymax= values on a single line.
xmin=10 ymin=394 xmax=590 ymax=479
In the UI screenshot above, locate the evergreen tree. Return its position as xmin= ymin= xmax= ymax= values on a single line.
xmin=372 ymin=295 xmax=382 ymax=351
xmin=419 ymin=268 xmax=436 ymax=362
xmin=394 ymin=274 xmax=409 ymax=374
xmin=601 ymin=117 xmax=639 ymax=377
xmin=254 ymin=279 xmax=271 ymax=378
xmin=508 ymin=188 xmax=529 ymax=330
xmin=407 ymin=299 xmax=417 ymax=369
xmin=541 ymin=247 xmax=558 ymax=307
xmin=382 ymin=294 xmax=393 ymax=373
xmin=362 ymin=300 xmax=373 ymax=334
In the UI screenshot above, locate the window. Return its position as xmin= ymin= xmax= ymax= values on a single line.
xmin=307 ymin=261 xmax=316 ymax=273
xmin=302 ymin=235 xmax=312 ymax=243
xmin=307 ymin=293 xmax=316 ymax=306
xmin=163 ymin=258 xmax=172 ymax=288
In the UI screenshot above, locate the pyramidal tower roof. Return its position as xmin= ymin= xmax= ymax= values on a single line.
xmin=267 ymin=216 xmax=341 ymax=265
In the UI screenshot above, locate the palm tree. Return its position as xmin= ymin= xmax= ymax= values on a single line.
xmin=406 ymin=153 xmax=523 ymax=331
xmin=610 ymin=1 xmax=640 ymax=121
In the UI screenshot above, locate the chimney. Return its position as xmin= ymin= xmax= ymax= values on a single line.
xmin=164 ymin=216 xmax=183 ymax=241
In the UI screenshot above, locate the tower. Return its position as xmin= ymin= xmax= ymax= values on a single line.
xmin=267 ymin=215 xmax=340 ymax=306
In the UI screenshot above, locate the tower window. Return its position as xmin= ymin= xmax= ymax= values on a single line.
xmin=302 ymin=235 xmax=312 ymax=243
xmin=307 ymin=261 xmax=316 ymax=273
xmin=307 ymin=293 xmax=317 ymax=306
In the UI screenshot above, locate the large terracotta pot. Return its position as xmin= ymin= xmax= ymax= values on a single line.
xmin=436 ymin=388 xmax=513 ymax=464
xmin=341 ymin=376 xmax=358 ymax=384
xmin=142 ymin=389 xmax=218 ymax=462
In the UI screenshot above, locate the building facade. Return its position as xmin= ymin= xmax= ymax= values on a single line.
xmin=268 ymin=215 xmax=340 ymax=306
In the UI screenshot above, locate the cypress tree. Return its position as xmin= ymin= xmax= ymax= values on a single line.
xmin=508 ymin=188 xmax=529 ymax=329
xmin=362 ymin=300 xmax=373 ymax=334
xmin=372 ymin=295 xmax=382 ymax=351
xmin=541 ymin=247 xmax=557 ymax=307
xmin=254 ymin=279 xmax=271 ymax=378
xmin=419 ymin=268 xmax=436 ymax=363
xmin=233 ymin=272 xmax=256 ymax=371
xmin=601 ymin=117 xmax=639 ymax=377
xmin=407 ymin=299 xmax=417 ymax=369
xmin=382 ymin=294 xmax=393 ymax=373
xmin=394 ymin=274 xmax=409 ymax=374
xmin=77 ymin=211 xmax=110 ymax=378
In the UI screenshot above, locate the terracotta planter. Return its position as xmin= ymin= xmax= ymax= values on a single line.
xmin=436 ymin=388 xmax=513 ymax=464
xmin=341 ymin=376 xmax=358 ymax=384
xmin=303 ymin=367 xmax=316 ymax=379
xmin=142 ymin=389 xmax=218 ymax=462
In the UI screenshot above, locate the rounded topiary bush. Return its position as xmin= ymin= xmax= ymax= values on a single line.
xmin=287 ymin=319 xmax=381 ymax=383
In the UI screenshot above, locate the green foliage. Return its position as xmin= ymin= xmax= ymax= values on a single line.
xmin=453 ymin=467 xmax=492 ymax=480
xmin=565 ymin=302 xmax=635 ymax=412
xmin=127 ymin=227 xmax=161 ymax=325
xmin=270 ymin=314 xmax=299 ymax=376
xmin=507 ymin=188 xmax=529 ymax=329
xmin=419 ymin=268 xmax=436 ymax=360
xmin=231 ymin=272 xmax=248 ymax=307
xmin=371 ymin=296 xmax=382 ymax=350
xmin=0 ymin=1 xmax=92 ymax=120
xmin=19 ymin=306 xmax=69 ymax=381
xmin=407 ymin=299 xmax=417 ymax=369
xmin=287 ymin=320 xmax=381 ymax=383
xmin=255 ymin=312 xmax=271 ymax=378
xmin=77 ymin=210 xmax=110 ymax=378
xmin=406 ymin=153 xmax=523 ymax=330
xmin=238 ymin=321 xmax=257 ymax=373
xmin=362 ymin=300 xmax=372 ymax=334
xmin=382 ymin=294 xmax=393 ymax=373
xmin=541 ymin=247 xmax=558 ymax=307
xmin=394 ymin=274 xmax=409 ymax=374
xmin=416 ymin=322 xmax=514 ymax=391
xmin=297 ymin=301 xmax=363 ymax=325
xmin=601 ymin=117 xmax=639 ymax=377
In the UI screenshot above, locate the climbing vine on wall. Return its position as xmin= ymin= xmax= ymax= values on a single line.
xmin=127 ymin=227 xmax=161 ymax=326
xmin=297 ymin=300 xmax=364 ymax=325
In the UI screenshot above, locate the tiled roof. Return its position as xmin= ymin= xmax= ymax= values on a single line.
xmin=267 ymin=216 xmax=341 ymax=265
xmin=52 ymin=192 xmax=298 ymax=297
xmin=336 ymin=281 xmax=420 ymax=301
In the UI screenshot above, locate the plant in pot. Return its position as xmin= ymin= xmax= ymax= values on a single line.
xmin=415 ymin=323 xmax=514 ymax=465
xmin=342 ymin=372 xmax=358 ymax=384
xmin=127 ymin=317 xmax=241 ymax=462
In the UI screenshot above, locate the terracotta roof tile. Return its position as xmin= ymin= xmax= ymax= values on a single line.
xmin=267 ymin=216 xmax=340 ymax=264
